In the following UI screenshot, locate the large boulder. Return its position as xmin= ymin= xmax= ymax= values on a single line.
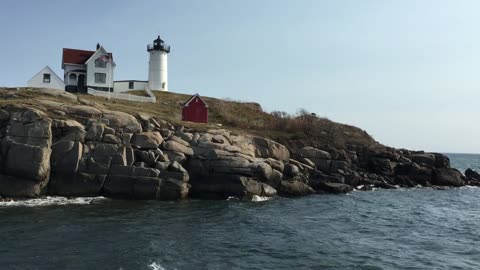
xmin=299 ymin=147 xmax=331 ymax=160
xmin=315 ymin=182 xmax=354 ymax=194
xmin=161 ymin=171 xmax=189 ymax=182
xmin=86 ymin=120 xmax=105 ymax=141
xmin=310 ymin=171 xmax=345 ymax=185
xmin=92 ymin=143 xmax=119 ymax=158
xmin=163 ymin=140 xmax=194 ymax=156
xmin=5 ymin=142 xmax=51 ymax=182
xmin=103 ymin=134 xmax=122 ymax=144
xmin=103 ymin=173 xmax=187 ymax=200
xmin=169 ymin=135 xmax=190 ymax=147
xmin=158 ymin=179 xmax=189 ymax=200
xmin=412 ymin=153 xmax=436 ymax=167
xmin=53 ymin=119 xmax=85 ymax=131
xmin=169 ymin=161 xmax=188 ymax=174
xmin=50 ymin=140 xmax=82 ymax=175
xmin=370 ymin=157 xmax=394 ymax=175
xmin=252 ymin=161 xmax=273 ymax=181
xmin=6 ymin=118 xmax=52 ymax=147
xmin=265 ymin=158 xmax=285 ymax=172
xmin=395 ymin=163 xmax=433 ymax=185
xmin=103 ymin=175 xmax=135 ymax=198
xmin=330 ymin=160 xmax=351 ymax=173
xmin=78 ymin=157 xmax=110 ymax=175
xmin=284 ymin=164 xmax=300 ymax=177
xmin=131 ymin=132 xmax=164 ymax=149
xmin=0 ymin=109 xmax=10 ymax=122
xmin=262 ymin=169 xmax=282 ymax=189
xmin=194 ymin=154 xmax=278 ymax=179
xmin=164 ymin=150 xmax=186 ymax=163
xmin=135 ymin=149 xmax=159 ymax=166
xmin=229 ymin=135 xmax=256 ymax=158
xmin=60 ymin=129 xmax=87 ymax=143
xmin=190 ymin=173 xmax=276 ymax=199
xmin=252 ymin=137 xmax=290 ymax=162
xmin=278 ymin=180 xmax=315 ymax=197
xmin=315 ymin=159 xmax=332 ymax=173
xmin=134 ymin=167 xmax=160 ymax=177
xmin=133 ymin=177 xmax=161 ymax=200
xmin=48 ymin=173 xmax=106 ymax=197
xmin=431 ymin=168 xmax=465 ymax=187
xmin=66 ymin=105 xmax=102 ymax=118
xmin=465 ymin=169 xmax=480 ymax=181
xmin=102 ymin=110 xmax=142 ymax=133
xmin=373 ymin=149 xmax=401 ymax=162
xmin=176 ymin=132 xmax=194 ymax=143
xmin=0 ymin=174 xmax=47 ymax=198
xmin=433 ymin=153 xmax=450 ymax=168
xmin=301 ymin=158 xmax=316 ymax=168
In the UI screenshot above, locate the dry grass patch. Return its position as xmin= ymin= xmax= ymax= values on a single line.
xmin=0 ymin=87 xmax=380 ymax=150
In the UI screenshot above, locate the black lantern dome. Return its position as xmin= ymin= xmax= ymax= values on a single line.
xmin=147 ymin=36 xmax=170 ymax=53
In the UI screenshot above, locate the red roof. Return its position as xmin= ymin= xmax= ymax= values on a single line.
xmin=62 ymin=48 xmax=113 ymax=65
xmin=183 ymin=94 xmax=209 ymax=107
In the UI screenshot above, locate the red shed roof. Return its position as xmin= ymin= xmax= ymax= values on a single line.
xmin=183 ymin=94 xmax=208 ymax=107
xmin=62 ymin=48 xmax=113 ymax=65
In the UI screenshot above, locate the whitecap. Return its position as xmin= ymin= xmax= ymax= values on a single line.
xmin=251 ymin=195 xmax=273 ymax=202
xmin=460 ymin=185 xmax=480 ymax=189
xmin=227 ymin=195 xmax=273 ymax=202
xmin=148 ymin=262 xmax=166 ymax=270
xmin=0 ymin=196 xmax=106 ymax=207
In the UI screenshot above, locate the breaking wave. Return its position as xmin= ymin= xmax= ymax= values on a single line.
xmin=227 ymin=195 xmax=273 ymax=202
xmin=251 ymin=195 xmax=273 ymax=202
xmin=0 ymin=196 xmax=106 ymax=207
xmin=148 ymin=262 xmax=167 ymax=270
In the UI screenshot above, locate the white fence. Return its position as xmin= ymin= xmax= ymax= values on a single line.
xmin=87 ymin=88 xmax=156 ymax=103
xmin=145 ymin=85 xmax=155 ymax=99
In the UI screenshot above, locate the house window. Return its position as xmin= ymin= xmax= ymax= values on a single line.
xmin=95 ymin=73 xmax=106 ymax=84
xmin=95 ymin=58 xmax=107 ymax=68
xmin=128 ymin=81 xmax=134 ymax=89
xmin=43 ymin=73 xmax=50 ymax=83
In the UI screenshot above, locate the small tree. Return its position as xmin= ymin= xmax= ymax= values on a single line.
xmin=297 ymin=108 xmax=314 ymax=135
xmin=270 ymin=111 xmax=291 ymax=131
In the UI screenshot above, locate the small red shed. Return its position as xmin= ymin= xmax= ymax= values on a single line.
xmin=182 ymin=94 xmax=209 ymax=123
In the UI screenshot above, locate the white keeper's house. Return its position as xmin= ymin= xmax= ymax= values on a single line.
xmin=62 ymin=44 xmax=115 ymax=93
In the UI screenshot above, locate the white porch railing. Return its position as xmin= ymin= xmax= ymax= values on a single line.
xmin=87 ymin=88 xmax=157 ymax=103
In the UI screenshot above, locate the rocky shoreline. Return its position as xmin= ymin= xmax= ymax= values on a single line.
xmin=0 ymin=94 xmax=477 ymax=201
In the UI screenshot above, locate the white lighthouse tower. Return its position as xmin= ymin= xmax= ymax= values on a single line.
xmin=147 ymin=36 xmax=170 ymax=91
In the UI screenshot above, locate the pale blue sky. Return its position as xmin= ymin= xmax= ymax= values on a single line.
xmin=1 ymin=0 xmax=479 ymax=153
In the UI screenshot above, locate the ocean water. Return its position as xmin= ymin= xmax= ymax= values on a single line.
xmin=0 ymin=154 xmax=479 ymax=270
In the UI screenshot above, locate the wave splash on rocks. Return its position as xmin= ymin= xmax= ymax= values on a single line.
xmin=0 ymin=196 xmax=105 ymax=207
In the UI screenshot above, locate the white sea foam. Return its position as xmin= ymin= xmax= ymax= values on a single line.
xmin=0 ymin=196 xmax=106 ymax=207
xmin=460 ymin=185 xmax=480 ymax=189
xmin=148 ymin=262 xmax=166 ymax=270
xmin=227 ymin=195 xmax=273 ymax=202
xmin=251 ymin=195 xmax=273 ymax=202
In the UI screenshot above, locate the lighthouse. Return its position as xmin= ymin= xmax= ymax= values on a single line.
xmin=147 ymin=36 xmax=170 ymax=91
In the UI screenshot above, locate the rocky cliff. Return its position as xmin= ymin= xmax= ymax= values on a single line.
xmin=0 ymin=88 xmax=474 ymax=200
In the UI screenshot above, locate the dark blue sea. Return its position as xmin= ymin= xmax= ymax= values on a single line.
xmin=0 ymin=153 xmax=479 ymax=270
